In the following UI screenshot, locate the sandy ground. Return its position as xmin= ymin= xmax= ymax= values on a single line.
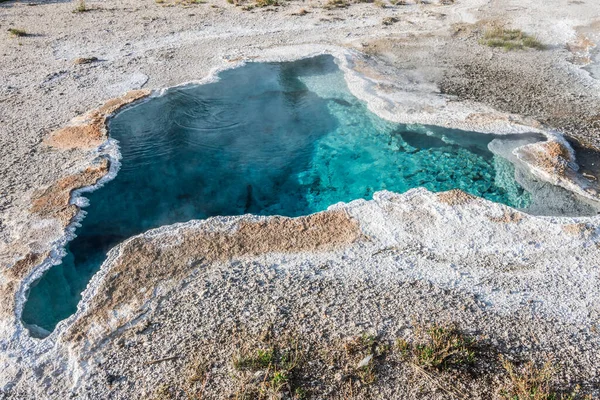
xmin=1 ymin=0 xmax=600 ymax=398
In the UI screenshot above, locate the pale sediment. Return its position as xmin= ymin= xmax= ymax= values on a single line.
xmin=65 ymin=211 xmax=361 ymax=347
xmin=4 ymin=190 xmax=600 ymax=398
xmin=2 ymin=0 xmax=600 ymax=397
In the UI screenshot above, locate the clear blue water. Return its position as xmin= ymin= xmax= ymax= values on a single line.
xmin=23 ymin=55 xmax=534 ymax=336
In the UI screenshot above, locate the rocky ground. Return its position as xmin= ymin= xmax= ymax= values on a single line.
xmin=1 ymin=0 xmax=600 ymax=398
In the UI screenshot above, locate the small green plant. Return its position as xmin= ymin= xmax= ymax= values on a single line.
xmin=255 ymin=0 xmax=278 ymax=6
xmin=294 ymin=387 xmax=308 ymax=399
xmin=399 ymin=323 xmax=477 ymax=371
xmin=153 ymin=383 xmax=174 ymax=399
xmin=344 ymin=333 xmax=377 ymax=354
xmin=356 ymin=362 xmax=377 ymax=385
xmin=360 ymin=333 xmax=376 ymax=347
xmin=324 ymin=0 xmax=349 ymax=9
xmin=271 ymin=370 xmax=289 ymax=389
xmin=73 ymin=0 xmax=89 ymax=13
xmin=396 ymin=338 xmax=410 ymax=357
xmin=8 ymin=28 xmax=27 ymax=37
xmin=480 ymin=27 xmax=545 ymax=51
xmin=342 ymin=333 xmax=384 ymax=385
xmin=232 ymin=340 xmax=306 ymax=398
xmin=234 ymin=347 xmax=274 ymax=370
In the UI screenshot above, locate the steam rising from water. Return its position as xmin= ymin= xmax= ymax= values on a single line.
xmin=23 ymin=55 xmax=537 ymax=336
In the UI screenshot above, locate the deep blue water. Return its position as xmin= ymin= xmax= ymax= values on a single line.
xmin=23 ymin=55 xmax=534 ymax=335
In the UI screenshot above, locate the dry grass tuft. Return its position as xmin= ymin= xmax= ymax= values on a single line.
xmin=497 ymin=357 xmax=590 ymax=400
xmin=500 ymin=357 xmax=555 ymax=399
xmin=144 ymin=323 xmax=595 ymax=400
xmin=73 ymin=0 xmax=89 ymax=12
xmin=255 ymin=0 xmax=279 ymax=7
xmin=398 ymin=323 xmax=477 ymax=371
xmin=232 ymin=339 xmax=306 ymax=399
xmin=8 ymin=28 xmax=27 ymax=37
xmin=480 ymin=27 xmax=545 ymax=51
xmin=324 ymin=0 xmax=349 ymax=9
xmin=73 ymin=56 xmax=98 ymax=65
xmin=342 ymin=333 xmax=387 ymax=386
xmin=156 ymin=0 xmax=207 ymax=6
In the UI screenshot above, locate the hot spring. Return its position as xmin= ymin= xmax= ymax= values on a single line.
xmin=23 ymin=55 xmax=540 ymax=336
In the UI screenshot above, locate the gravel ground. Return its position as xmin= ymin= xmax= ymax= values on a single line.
xmin=7 ymin=191 xmax=600 ymax=399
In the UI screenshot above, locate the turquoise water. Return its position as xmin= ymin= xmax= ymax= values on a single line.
xmin=23 ymin=55 xmax=535 ymax=335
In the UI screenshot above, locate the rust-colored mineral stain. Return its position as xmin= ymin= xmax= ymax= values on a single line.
xmin=436 ymin=189 xmax=477 ymax=206
xmin=44 ymin=89 xmax=150 ymax=150
xmin=542 ymin=141 xmax=571 ymax=160
xmin=65 ymin=211 xmax=360 ymax=343
xmin=0 ymin=252 xmax=49 ymax=319
xmin=5 ymin=252 xmax=49 ymax=281
xmin=567 ymin=34 xmax=595 ymax=65
xmin=96 ymin=90 xmax=151 ymax=115
xmin=521 ymin=141 xmax=572 ymax=176
xmin=562 ymin=223 xmax=593 ymax=237
xmin=45 ymin=117 xmax=105 ymax=150
xmin=487 ymin=209 xmax=524 ymax=224
xmin=31 ymin=159 xmax=109 ymax=227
